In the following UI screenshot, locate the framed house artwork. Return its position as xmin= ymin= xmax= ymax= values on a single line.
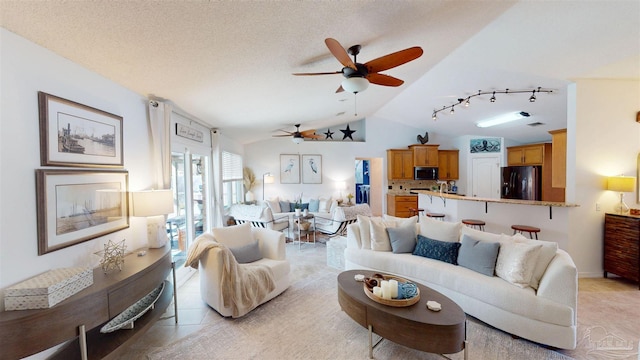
xmin=280 ymin=154 xmax=300 ymax=184
xmin=36 ymin=169 xmax=129 ymax=255
xmin=38 ymin=92 xmax=124 ymax=168
xmin=302 ymin=154 xmax=322 ymax=184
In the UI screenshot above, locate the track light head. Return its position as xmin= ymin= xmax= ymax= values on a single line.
xmin=464 ymin=97 xmax=470 ymax=107
xmin=490 ymin=91 xmax=496 ymax=102
xmin=529 ymin=90 xmax=536 ymax=102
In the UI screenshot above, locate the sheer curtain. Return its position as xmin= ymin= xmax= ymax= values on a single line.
xmin=210 ymin=129 xmax=224 ymax=227
xmin=148 ymin=100 xmax=172 ymax=189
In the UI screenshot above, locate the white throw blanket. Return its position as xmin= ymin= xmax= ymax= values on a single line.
xmin=185 ymin=233 xmax=276 ymax=318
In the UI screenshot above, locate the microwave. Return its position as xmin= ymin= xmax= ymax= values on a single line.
xmin=414 ymin=167 xmax=439 ymax=180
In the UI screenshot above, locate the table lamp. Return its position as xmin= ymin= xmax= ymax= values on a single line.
xmin=131 ymin=189 xmax=174 ymax=248
xmin=607 ymin=176 xmax=636 ymax=215
xmin=263 ymin=172 xmax=274 ymax=200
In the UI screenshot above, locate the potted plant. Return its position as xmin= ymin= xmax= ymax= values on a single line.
xmin=347 ymin=193 xmax=354 ymax=204
xmin=294 ymin=193 xmax=303 ymax=216
xmin=243 ymin=167 xmax=256 ymax=203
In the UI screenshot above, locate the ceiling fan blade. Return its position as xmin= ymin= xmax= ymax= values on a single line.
xmin=292 ymin=71 xmax=342 ymax=76
xmin=335 ymin=85 xmax=344 ymax=93
xmin=300 ymin=129 xmax=318 ymax=136
xmin=272 ymin=134 xmax=293 ymax=137
xmin=364 ymin=47 xmax=423 ymax=73
xmin=325 ymin=38 xmax=356 ymax=70
xmin=304 ymin=133 xmax=323 ymax=139
xmin=367 ymin=73 xmax=404 ymax=87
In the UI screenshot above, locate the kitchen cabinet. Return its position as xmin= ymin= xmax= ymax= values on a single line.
xmin=387 ymin=149 xmax=414 ymax=180
xmin=604 ymin=213 xmax=640 ymax=289
xmin=438 ymin=150 xmax=459 ymax=180
xmin=549 ymin=129 xmax=567 ymax=188
xmin=387 ymin=194 xmax=418 ymax=218
xmin=409 ymin=144 xmax=439 ymax=167
xmin=507 ymin=143 xmax=546 ymax=166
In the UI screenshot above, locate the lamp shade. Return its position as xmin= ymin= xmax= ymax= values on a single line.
xmin=607 ymin=176 xmax=636 ymax=192
xmin=264 ymin=174 xmax=275 ymax=184
xmin=131 ymin=189 xmax=173 ymax=217
xmin=341 ymin=77 xmax=369 ymax=93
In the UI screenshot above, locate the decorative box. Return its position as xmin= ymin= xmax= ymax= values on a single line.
xmin=4 ymin=267 xmax=93 ymax=311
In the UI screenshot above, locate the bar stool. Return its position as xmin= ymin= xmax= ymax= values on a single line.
xmin=426 ymin=213 xmax=445 ymax=221
xmin=408 ymin=208 xmax=425 ymax=217
xmin=511 ymin=225 xmax=540 ymax=240
xmin=462 ymin=219 xmax=485 ymax=231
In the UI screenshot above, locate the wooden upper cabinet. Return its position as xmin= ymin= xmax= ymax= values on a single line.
xmin=507 ymin=143 xmax=546 ymax=166
xmin=438 ymin=150 xmax=459 ymax=180
xmin=549 ymin=129 xmax=567 ymax=188
xmin=409 ymin=144 xmax=439 ymax=167
xmin=387 ymin=149 xmax=414 ymax=180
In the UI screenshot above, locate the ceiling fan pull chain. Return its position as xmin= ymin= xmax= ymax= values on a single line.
xmin=354 ymin=94 xmax=358 ymax=116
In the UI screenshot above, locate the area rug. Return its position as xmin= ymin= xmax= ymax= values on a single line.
xmin=148 ymin=244 xmax=574 ymax=360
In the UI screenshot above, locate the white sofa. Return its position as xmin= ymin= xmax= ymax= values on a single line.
xmin=198 ymin=224 xmax=291 ymax=317
xmin=344 ymin=215 xmax=578 ymax=350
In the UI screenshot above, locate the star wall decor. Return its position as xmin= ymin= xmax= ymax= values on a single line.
xmin=340 ymin=124 xmax=356 ymax=140
xmin=324 ymin=128 xmax=334 ymax=140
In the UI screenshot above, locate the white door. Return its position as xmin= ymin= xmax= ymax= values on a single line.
xmin=471 ymin=156 xmax=501 ymax=198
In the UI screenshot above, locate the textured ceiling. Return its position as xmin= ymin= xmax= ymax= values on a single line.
xmin=1 ymin=1 xmax=639 ymax=145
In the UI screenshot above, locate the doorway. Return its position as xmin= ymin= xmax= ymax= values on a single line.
xmin=355 ymin=157 xmax=383 ymax=216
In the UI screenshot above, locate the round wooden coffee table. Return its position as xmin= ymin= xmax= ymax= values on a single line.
xmin=337 ymin=270 xmax=467 ymax=359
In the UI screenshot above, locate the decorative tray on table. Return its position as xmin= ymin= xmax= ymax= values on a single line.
xmin=362 ymin=274 xmax=420 ymax=307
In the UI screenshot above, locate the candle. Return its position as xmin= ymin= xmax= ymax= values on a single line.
xmin=389 ymin=279 xmax=399 ymax=298
xmin=380 ymin=280 xmax=391 ymax=299
xmin=373 ymin=286 xmax=382 ymax=297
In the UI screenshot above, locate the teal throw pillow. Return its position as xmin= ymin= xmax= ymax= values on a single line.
xmin=308 ymin=198 xmax=320 ymax=212
xmin=279 ymin=201 xmax=290 ymax=213
xmin=457 ymin=235 xmax=500 ymax=276
xmin=413 ymin=234 xmax=461 ymax=265
xmin=229 ymin=241 xmax=263 ymax=264
xmin=387 ymin=225 xmax=417 ymax=253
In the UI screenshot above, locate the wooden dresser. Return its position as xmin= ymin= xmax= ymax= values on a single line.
xmin=0 ymin=246 xmax=174 ymax=359
xmin=386 ymin=194 xmax=418 ymax=218
xmin=604 ymin=213 xmax=640 ymax=289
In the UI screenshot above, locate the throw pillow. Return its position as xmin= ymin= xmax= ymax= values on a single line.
xmin=229 ymin=241 xmax=263 ymax=264
xmin=495 ymin=239 xmax=543 ymax=288
xmin=383 ymin=214 xmax=419 ymax=228
xmin=461 ymin=225 xmax=503 ymax=243
xmin=413 ymin=234 xmax=461 ymax=264
xmin=418 ymin=216 xmax=462 ymax=242
xmin=457 ymin=235 xmax=500 ymax=276
xmin=357 ymin=215 xmax=372 ymax=249
xmin=318 ymin=197 xmax=332 ymax=212
xmin=387 ymin=223 xmax=417 ymax=253
xmin=512 ymin=233 xmax=558 ymax=289
xmin=308 ymin=198 xmax=320 ymax=212
xmin=265 ymin=199 xmax=281 ymax=214
xmin=369 ymin=217 xmax=396 ymax=251
xmin=212 ymin=222 xmax=253 ymax=248
xmin=279 ymin=200 xmax=291 ymax=213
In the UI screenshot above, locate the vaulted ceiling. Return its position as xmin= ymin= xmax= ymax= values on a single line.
xmin=1 ymin=1 xmax=638 ymax=145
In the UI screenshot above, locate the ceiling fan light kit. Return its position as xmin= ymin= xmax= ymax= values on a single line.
xmin=341 ymin=77 xmax=369 ymax=94
xmin=431 ymin=87 xmax=553 ymax=121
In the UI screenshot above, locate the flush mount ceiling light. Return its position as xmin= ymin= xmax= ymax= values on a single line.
xmin=430 ymin=87 xmax=552 ymax=121
xmin=341 ymin=76 xmax=369 ymax=94
xmin=476 ymin=111 xmax=530 ymax=128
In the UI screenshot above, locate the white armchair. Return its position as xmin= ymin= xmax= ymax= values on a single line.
xmin=198 ymin=223 xmax=291 ymax=317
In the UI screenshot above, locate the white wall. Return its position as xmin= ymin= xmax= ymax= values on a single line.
xmin=568 ymin=78 xmax=640 ymax=277
xmin=0 ymin=29 xmax=153 ymax=298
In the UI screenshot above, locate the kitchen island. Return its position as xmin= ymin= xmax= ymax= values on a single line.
xmin=410 ymin=190 xmax=579 ymax=249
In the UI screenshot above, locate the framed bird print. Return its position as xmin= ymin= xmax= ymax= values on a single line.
xmin=280 ymin=154 xmax=300 ymax=184
xmin=302 ymin=154 xmax=322 ymax=184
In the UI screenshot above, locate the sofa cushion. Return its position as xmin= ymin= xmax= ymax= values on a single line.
xmin=512 ymin=234 xmax=558 ymax=290
xmin=279 ymin=200 xmax=290 ymax=213
xmin=383 ymin=214 xmax=419 ymax=227
xmin=308 ymin=198 xmax=320 ymax=212
xmin=495 ymin=238 xmax=542 ymax=288
xmin=387 ymin=224 xmax=417 ymax=253
xmin=461 ymin=225 xmax=503 ymax=243
xmin=229 ymin=241 xmax=263 ymax=263
xmin=265 ymin=198 xmax=281 ymax=214
xmin=418 ymin=216 xmax=461 ymax=242
xmin=213 ymin=222 xmax=253 ymax=248
xmin=370 ymin=217 xmax=396 ymax=251
xmin=318 ymin=197 xmax=332 ymax=212
xmin=413 ymin=235 xmax=461 ymax=265
xmin=357 ymin=215 xmax=372 ymax=249
xmin=458 ymin=235 xmax=500 ymax=276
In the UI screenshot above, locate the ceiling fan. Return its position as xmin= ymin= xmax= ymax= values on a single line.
xmin=273 ymin=124 xmax=322 ymax=143
xmin=293 ymin=38 xmax=423 ymax=93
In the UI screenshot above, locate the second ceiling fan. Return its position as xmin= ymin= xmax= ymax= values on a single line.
xmin=293 ymin=38 xmax=423 ymax=93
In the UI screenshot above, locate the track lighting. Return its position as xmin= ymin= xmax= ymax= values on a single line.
xmin=430 ymin=87 xmax=553 ymax=120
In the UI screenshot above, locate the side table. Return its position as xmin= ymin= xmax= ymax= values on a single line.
xmin=293 ymin=214 xmax=316 ymax=249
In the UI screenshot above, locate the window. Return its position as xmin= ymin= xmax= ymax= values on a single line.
xmin=222 ymin=151 xmax=244 ymax=208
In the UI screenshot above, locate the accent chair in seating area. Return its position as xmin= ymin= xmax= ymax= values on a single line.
xmin=187 ymin=223 xmax=291 ymax=317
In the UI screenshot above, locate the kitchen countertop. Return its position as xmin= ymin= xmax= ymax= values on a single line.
xmin=410 ymin=190 xmax=579 ymax=208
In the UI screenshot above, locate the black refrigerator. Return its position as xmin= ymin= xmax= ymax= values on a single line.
xmin=501 ymin=166 xmax=542 ymax=201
